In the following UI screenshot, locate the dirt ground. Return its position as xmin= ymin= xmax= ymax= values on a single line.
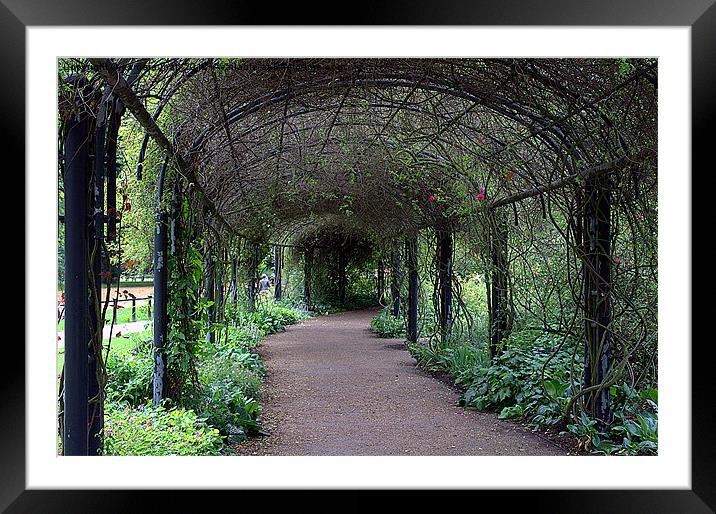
xmin=58 ymin=285 xmax=154 ymax=303
xmin=232 ymin=308 xmax=565 ymax=456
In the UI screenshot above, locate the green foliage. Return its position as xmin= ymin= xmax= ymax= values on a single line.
xmin=565 ymin=384 xmax=658 ymax=455
xmin=190 ymin=353 xmax=264 ymax=443
xmin=459 ymin=330 xmax=577 ymax=427
xmin=105 ymin=346 xmax=153 ymax=405
xmin=440 ymin=342 xmax=489 ymax=385
xmin=224 ymin=300 xmax=308 ymax=338
xmin=166 ymin=239 xmax=205 ymax=402
xmin=414 ymin=329 xmax=660 ymax=456
xmin=191 ymin=300 xmax=307 ymax=442
xmin=103 ymin=402 xmax=222 ymax=456
xmin=408 ymin=334 xmax=488 ymax=384
xmin=101 ymin=291 xmax=308 ymax=450
xmin=370 ymin=308 xmax=406 ymax=338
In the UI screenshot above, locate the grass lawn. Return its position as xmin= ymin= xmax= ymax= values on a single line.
xmin=57 ymin=329 xmax=152 ymax=375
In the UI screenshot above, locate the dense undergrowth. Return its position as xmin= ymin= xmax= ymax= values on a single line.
xmin=373 ymin=308 xmax=658 ymax=456
xmin=102 ymin=299 xmax=309 ymax=455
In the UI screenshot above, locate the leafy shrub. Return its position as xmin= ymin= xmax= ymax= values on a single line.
xmin=408 ymin=334 xmax=488 ymax=385
xmin=408 ymin=340 xmax=440 ymax=367
xmin=103 ymin=402 xmax=222 ymax=456
xmin=106 ymin=350 xmax=153 ymax=405
xmin=192 ymin=327 xmax=268 ymax=442
xmin=343 ymin=291 xmax=380 ymax=311
xmin=262 ymin=303 xmax=306 ymax=326
xmin=188 ymin=380 xmax=262 ymax=444
xmin=224 ymin=301 xmax=307 ymax=337
xmin=439 ymin=343 xmax=488 ymax=384
xmin=214 ymin=324 xmax=262 ymax=355
xmin=566 ymin=384 xmax=658 ymax=455
xmin=307 ymin=301 xmax=343 ymax=316
xmin=431 ymin=330 xmax=660 ymax=455
xmin=102 ymin=299 xmax=306 ymax=450
xmin=201 ymin=350 xmax=264 ymax=399
xmin=191 ymin=356 xmax=264 ymax=443
xmin=459 ymin=330 xmax=577 ymax=427
xmin=370 ymin=308 xmax=406 ymax=338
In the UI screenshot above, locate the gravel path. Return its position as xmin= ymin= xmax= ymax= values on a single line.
xmin=233 ymin=308 xmax=564 ymax=456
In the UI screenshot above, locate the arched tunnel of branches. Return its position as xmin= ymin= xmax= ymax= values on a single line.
xmin=57 ymin=57 xmax=658 ymax=456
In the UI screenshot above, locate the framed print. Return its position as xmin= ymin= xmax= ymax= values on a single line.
xmin=6 ymin=0 xmax=714 ymax=511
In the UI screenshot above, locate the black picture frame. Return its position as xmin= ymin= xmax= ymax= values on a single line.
xmin=6 ymin=1 xmax=714 ymax=511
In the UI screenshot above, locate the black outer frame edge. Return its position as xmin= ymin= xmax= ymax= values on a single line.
xmin=691 ymin=0 xmax=716 ymax=511
xmin=2 ymin=490 xmax=715 ymax=513
xmin=0 ymin=0 xmax=715 ymax=26
xmin=6 ymin=0 xmax=715 ymax=511
xmin=0 ymin=1 xmax=26 ymax=513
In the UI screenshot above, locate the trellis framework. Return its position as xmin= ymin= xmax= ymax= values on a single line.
xmin=58 ymin=57 xmax=657 ymax=454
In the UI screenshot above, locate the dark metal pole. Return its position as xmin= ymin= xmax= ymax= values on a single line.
xmin=437 ymin=229 xmax=453 ymax=341
xmin=304 ymin=246 xmax=313 ymax=311
xmin=152 ymin=211 xmax=169 ymax=406
xmin=63 ymin=94 xmax=91 ymax=456
xmin=582 ymin=177 xmax=613 ymax=427
xmin=391 ymin=250 xmax=401 ymax=318
xmin=205 ymin=253 xmax=215 ymax=343
xmin=489 ymin=211 xmax=510 ymax=357
xmin=216 ymin=251 xmax=224 ymax=322
xmin=377 ymin=259 xmax=385 ymax=304
xmin=105 ymin=99 xmax=123 ymax=243
xmin=231 ymin=256 xmax=238 ymax=303
xmin=152 ymin=156 xmax=169 ymax=406
xmin=274 ymin=244 xmax=282 ymax=301
xmin=88 ymin=94 xmax=108 ymax=456
xmin=111 ymin=298 xmax=118 ymax=325
xmin=338 ymin=246 xmax=346 ymax=307
xmin=406 ymin=236 xmax=419 ymax=343
xmin=247 ymin=244 xmax=258 ymax=311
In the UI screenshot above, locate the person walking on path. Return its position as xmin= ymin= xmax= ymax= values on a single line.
xmin=258 ymin=274 xmax=271 ymax=295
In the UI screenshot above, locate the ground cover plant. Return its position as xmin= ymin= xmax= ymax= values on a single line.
xmin=85 ymin=300 xmax=308 ymax=454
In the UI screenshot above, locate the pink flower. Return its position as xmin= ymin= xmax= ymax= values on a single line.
xmin=615 ymin=256 xmax=621 ymax=265
xmin=428 ymin=194 xmax=436 ymax=202
xmin=636 ymin=212 xmax=645 ymax=221
xmin=476 ymin=187 xmax=486 ymax=202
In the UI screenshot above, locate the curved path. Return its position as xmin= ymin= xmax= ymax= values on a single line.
xmin=234 ymin=309 xmax=564 ymax=456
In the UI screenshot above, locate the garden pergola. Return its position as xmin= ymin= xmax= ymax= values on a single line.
xmin=59 ymin=58 xmax=657 ymax=455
